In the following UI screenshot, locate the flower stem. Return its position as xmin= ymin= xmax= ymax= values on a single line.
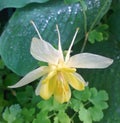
xmin=70 ymin=112 xmax=77 ymax=122
xmin=81 ymin=32 xmax=88 ymax=52
xmin=80 ymin=0 xmax=109 ymax=52
xmin=48 ymin=112 xmax=56 ymax=119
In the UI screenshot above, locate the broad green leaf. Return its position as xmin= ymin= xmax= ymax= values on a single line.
xmin=64 ymin=0 xmax=80 ymax=4
xmin=0 ymin=0 xmax=112 ymax=76
xmin=0 ymin=59 xmax=5 ymax=69
xmin=0 ymin=0 xmax=49 ymax=11
xmin=111 ymin=0 xmax=120 ymax=11
xmin=65 ymin=0 xmax=88 ymax=11
xmin=108 ymin=9 xmax=120 ymax=42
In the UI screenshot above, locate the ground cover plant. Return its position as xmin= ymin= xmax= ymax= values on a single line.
xmin=0 ymin=0 xmax=120 ymax=123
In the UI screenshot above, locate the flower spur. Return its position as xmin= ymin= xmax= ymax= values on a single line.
xmin=8 ymin=21 xmax=113 ymax=103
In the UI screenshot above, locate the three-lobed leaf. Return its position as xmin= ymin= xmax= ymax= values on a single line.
xmin=88 ymin=30 xmax=103 ymax=43
xmin=79 ymin=106 xmax=92 ymax=123
xmin=22 ymin=108 xmax=35 ymax=122
xmin=37 ymin=97 xmax=67 ymax=112
xmin=88 ymin=24 xmax=109 ymax=44
xmin=89 ymin=88 xmax=109 ymax=110
xmin=73 ymin=87 xmax=91 ymax=101
xmin=2 ymin=104 xmax=22 ymax=123
xmin=32 ymin=111 xmax=51 ymax=123
xmin=71 ymin=87 xmax=109 ymax=122
xmin=56 ymin=111 xmax=71 ymax=123
xmin=70 ymin=98 xmax=83 ymax=112
xmin=89 ymin=107 xmax=103 ymax=122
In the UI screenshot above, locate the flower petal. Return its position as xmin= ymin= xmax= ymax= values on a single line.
xmin=74 ymin=72 xmax=88 ymax=86
xmin=35 ymin=79 xmax=42 ymax=96
xmin=37 ymin=75 xmax=56 ymax=99
xmin=54 ymin=78 xmax=71 ymax=103
xmin=31 ymin=37 xmax=61 ymax=64
xmin=65 ymin=28 xmax=79 ymax=62
xmin=64 ymin=72 xmax=85 ymax=90
xmin=67 ymin=53 xmax=113 ymax=68
xmin=8 ymin=66 xmax=48 ymax=88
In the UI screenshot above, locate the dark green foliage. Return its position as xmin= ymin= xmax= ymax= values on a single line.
xmin=71 ymin=87 xmax=108 ymax=123
xmin=108 ymin=9 xmax=120 ymax=42
xmin=2 ymin=104 xmax=23 ymax=123
xmin=88 ymin=24 xmax=109 ymax=44
xmin=0 ymin=0 xmax=120 ymax=123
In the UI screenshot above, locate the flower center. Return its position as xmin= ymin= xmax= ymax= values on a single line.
xmin=48 ymin=60 xmax=76 ymax=74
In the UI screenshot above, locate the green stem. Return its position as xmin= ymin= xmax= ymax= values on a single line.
xmin=89 ymin=0 xmax=110 ymax=32
xmin=81 ymin=32 xmax=88 ymax=52
xmin=80 ymin=0 xmax=87 ymax=34
xmin=84 ymin=101 xmax=91 ymax=107
xmin=48 ymin=112 xmax=56 ymax=119
xmin=70 ymin=112 xmax=77 ymax=122
xmin=80 ymin=0 xmax=110 ymax=52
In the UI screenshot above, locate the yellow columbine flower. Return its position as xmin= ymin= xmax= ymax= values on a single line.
xmin=8 ymin=21 xmax=113 ymax=103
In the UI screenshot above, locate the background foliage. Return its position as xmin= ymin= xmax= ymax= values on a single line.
xmin=0 ymin=0 xmax=120 ymax=123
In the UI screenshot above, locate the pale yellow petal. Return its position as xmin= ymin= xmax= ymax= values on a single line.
xmin=35 ymin=76 xmax=45 ymax=95
xmin=39 ymin=75 xmax=56 ymax=100
xmin=74 ymin=72 xmax=86 ymax=84
xmin=64 ymin=72 xmax=85 ymax=91
xmin=39 ymin=81 xmax=52 ymax=100
xmin=67 ymin=53 xmax=113 ymax=68
xmin=36 ymin=71 xmax=56 ymax=97
xmin=42 ymin=71 xmax=57 ymax=84
xmin=8 ymin=66 xmax=48 ymax=88
xmin=31 ymin=37 xmax=61 ymax=64
xmin=54 ymin=78 xmax=71 ymax=103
